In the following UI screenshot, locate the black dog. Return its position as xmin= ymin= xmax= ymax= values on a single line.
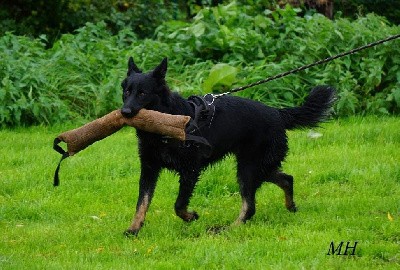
xmin=121 ymin=57 xmax=335 ymax=236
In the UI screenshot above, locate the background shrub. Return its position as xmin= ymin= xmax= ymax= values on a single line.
xmin=1 ymin=0 xmax=399 ymax=46
xmin=0 ymin=3 xmax=399 ymax=127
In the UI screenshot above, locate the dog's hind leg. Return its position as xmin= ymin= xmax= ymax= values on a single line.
xmin=124 ymin=163 xmax=161 ymax=237
xmin=174 ymin=170 xmax=200 ymax=222
xmin=268 ymin=170 xmax=297 ymax=212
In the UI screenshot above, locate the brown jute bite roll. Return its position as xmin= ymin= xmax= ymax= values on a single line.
xmin=56 ymin=109 xmax=190 ymax=156
xmin=53 ymin=109 xmax=190 ymax=186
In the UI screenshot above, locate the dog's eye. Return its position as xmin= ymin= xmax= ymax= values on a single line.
xmin=138 ymin=91 xmax=146 ymax=97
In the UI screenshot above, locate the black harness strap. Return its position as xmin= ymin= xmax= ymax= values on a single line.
xmin=187 ymin=94 xmax=215 ymax=131
xmin=53 ymin=138 xmax=70 ymax=187
xmin=160 ymin=94 xmax=215 ymax=157
xmin=183 ymin=95 xmax=215 ymax=157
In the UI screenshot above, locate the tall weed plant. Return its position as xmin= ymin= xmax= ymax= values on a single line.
xmin=1 ymin=3 xmax=400 ymax=127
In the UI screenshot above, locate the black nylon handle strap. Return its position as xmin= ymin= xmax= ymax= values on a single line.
xmin=53 ymin=138 xmax=69 ymax=187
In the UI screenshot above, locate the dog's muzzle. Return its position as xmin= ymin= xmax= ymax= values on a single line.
xmin=121 ymin=107 xmax=136 ymax=118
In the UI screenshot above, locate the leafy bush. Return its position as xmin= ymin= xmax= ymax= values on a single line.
xmin=1 ymin=3 xmax=400 ymax=127
xmin=0 ymin=0 xmax=176 ymax=45
xmin=0 ymin=22 xmax=134 ymax=126
xmin=1 ymin=0 xmax=399 ymax=49
xmin=157 ymin=3 xmax=400 ymax=113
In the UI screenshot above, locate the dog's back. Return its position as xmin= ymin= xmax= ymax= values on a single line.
xmin=143 ymin=85 xmax=335 ymax=171
xmin=197 ymin=95 xmax=287 ymax=167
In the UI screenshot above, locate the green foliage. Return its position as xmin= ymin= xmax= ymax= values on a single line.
xmin=202 ymin=63 xmax=238 ymax=92
xmin=0 ymin=33 xmax=55 ymax=126
xmin=1 ymin=0 xmax=399 ymax=47
xmin=1 ymin=3 xmax=400 ymax=127
xmin=158 ymin=3 xmax=400 ymax=112
xmin=0 ymin=22 xmax=136 ymax=126
xmin=0 ymin=0 xmax=176 ymax=44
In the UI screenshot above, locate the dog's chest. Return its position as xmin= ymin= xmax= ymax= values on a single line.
xmin=159 ymin=142 xmax=202 ymax=171
xmin=159 ymin=146 xmax=176 ymax=165
xmin=159 ymin=144 xmax=186 ymax=167
xmin=138 ymin=136 xmax=199 ymax=170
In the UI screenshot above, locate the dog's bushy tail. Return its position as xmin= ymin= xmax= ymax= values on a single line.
xmin=279 ymin=86 xmax=336 ymax=130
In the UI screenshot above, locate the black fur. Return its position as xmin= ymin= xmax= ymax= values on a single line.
xmin=121 ymin=57 xmax=336 ymax=236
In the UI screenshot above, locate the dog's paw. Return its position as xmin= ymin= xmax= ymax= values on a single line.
xmin=189 ymin=211 xmax=199 ymax=221
xmin=124 ymin=228 xmax=139 ymax=237
xmin=184 ymin=211 xmax=199 ymax=222
xmin=287 ymin=203 xmax=297 ymax=213
xmin=176 ymin=209 xmax=199 ymax=222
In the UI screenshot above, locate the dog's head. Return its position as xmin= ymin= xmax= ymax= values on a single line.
xmin=121 ymin=57 xmax=170 ymax=117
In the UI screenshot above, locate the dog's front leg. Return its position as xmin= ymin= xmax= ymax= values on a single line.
xmin=124 ymin=163 xmax=160 ymax=237
xmin=174 ymin=170 xmax=200 ymax=222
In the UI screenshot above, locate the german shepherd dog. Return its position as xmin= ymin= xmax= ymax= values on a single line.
xmin=121 ymin=57 xmax=335 ymax=236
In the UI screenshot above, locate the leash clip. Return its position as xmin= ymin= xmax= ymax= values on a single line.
xmin=203 ymin=93 xmax=215 ymax=105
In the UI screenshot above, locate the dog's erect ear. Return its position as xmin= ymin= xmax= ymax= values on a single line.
xmin=152 ymin=58 xmax=168 ymax=80
xmin=127 ymin=57 xmax=142 ymax=76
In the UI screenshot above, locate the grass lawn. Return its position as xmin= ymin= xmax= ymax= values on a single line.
xmin=1 ymin=116 xmax=399 ymax=269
